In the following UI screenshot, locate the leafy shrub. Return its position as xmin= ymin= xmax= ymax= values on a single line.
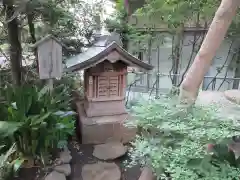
xmin=0 ymin=84 xmax=75 ymax=166
xmin=55 ymin=72 xmax=84 ymax=98
xmin=0 ymin=144 xmax=24 ymax=180
xmin=127 ymin=96 xmax=240 ymax=180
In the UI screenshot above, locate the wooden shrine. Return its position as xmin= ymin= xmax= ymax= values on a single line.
xmin=84 ymin=60 xmax=127 ymax=117
xmin=66 ymin=33 xmax=153 ymax=144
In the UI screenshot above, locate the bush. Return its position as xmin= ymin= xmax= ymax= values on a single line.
xmin=0 ymin=84 xmax=75 ymax=167
xmin=127 ymin=96 xmax=240 ymax=180
xmin=55 ymin=72 xmax=84 ymax=97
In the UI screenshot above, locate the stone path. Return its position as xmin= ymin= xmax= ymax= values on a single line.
xmin=82 ymin=162 xmax=121 ymax=180
xmin=44 ymin=148 xmax=73 ymax=180
xmin=42 ymin=141 xmax=140 ymax=180
xmin=68 ymin=140 xmax=141 ymax=180
xmin=81 ymin=142 xmax=127 ymax=180
xmin=93 ymin=142 xmax=127 ymax=160
xmin=138 ymin=167 xmax=154 ymax=180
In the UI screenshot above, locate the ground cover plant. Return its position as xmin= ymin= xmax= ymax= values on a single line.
xmin=126 ymin=96 xmax=240 ymax=180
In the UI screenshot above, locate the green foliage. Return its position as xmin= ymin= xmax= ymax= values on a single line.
xmin=127 ymin=96 xmax=240 ymax=179
xmin=0 ymin=0 xmax=103 ymax=59
xmin=0 ymin=144 xmax=24 ymax=180
xmin=228 ymin=11 xmax=240 ymax=38
xmin=105 ymin=0 xmax=218 ymax=45
xmin=136 ymin=0 xmax=219 ymax=28
xmin=105 ymin=0 xmax=132 ymax=49
xmin=188 ymin=143 xmax=240 ymax=171
xmin=0 ymin=84 xmax=75 ymax=166
xmin=30 ymin=0 xmax=103 ymax=52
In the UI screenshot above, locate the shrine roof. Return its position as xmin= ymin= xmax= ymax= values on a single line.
xmin=31 ymin=34 xmax=68 ymax=49
xmin=65 ymin=40 xmax=153 ymax=72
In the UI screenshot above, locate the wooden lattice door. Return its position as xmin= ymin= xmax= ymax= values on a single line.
xmin=97 ymin=76 xmax=108 ymax=97
xmin=109 ymin=76 xmax=119 ymax=97
xmin=97 ymin=75 xmax=119 ymax=98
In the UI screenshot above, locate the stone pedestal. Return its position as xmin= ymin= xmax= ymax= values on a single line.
xmin=84 ymin=98 xmax=127 ymax=117
xmin=76 ymin=101 xmax=136 ymax=144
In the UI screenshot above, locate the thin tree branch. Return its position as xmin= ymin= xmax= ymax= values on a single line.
xmin=218 ymin=52 xmax=237 ymax=90
xmin=177 ymin=34 xmax=202 ymax=87
xmin=205 ymin=40 xmax=234 ymax=90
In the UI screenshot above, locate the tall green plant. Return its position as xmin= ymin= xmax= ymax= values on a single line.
xmin=0 ymin=84 xmax=75 ymax=166
xmin=127 ymin=96 xmax=240 ymax=179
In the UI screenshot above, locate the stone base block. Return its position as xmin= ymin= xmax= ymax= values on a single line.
xmin=76 ymin=101 xmax=136 ymax=144
xmin=84 ymin=99 xmax=127 ymax=117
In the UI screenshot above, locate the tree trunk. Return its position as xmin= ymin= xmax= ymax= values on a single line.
xmin=27 ymin=13 xmax=39 ymax=73
xmin=179 ymin=0 xmax=240 ymax=105
xmin=27 ymin=14 xmax=36 ymax=44
xmin=4 ymin=1 xmax=22 ymax=86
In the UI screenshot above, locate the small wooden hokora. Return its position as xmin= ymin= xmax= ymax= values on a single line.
xmin=66 ymin=32 xmax=153 ymax=144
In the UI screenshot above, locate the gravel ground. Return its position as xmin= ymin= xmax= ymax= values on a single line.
xmin=196 ymin=91 xmax=240 ymax=119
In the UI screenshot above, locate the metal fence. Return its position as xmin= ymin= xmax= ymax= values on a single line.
xmin=126 ymin=31 xmax=240 ymax=103
xmin=125 ymin=71 xmax=240 ymax=103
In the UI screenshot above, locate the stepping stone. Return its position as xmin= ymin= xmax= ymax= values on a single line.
xmin=54 ymin=164 xmax=71 ymax=176
xmin=59 ymin=150 xmax=72 ymax=164
xmin=45 ymin=171 xmax=66 ymax=180
xmin=138 ymin=167 xmax=155 ymax=180
xmin=93 ymin=142 xmax=127 ymax=160
xmin=224 ymin=90 xmax=240 ymax=104
xmin=82 ymin=162 xmax=121 ymax=180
